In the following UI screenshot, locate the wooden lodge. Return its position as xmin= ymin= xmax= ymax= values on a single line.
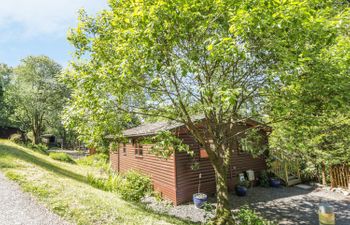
xmin=109 ymin=118 xmax=269 ymax=205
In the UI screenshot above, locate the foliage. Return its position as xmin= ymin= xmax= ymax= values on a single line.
xmin=65 ymin=0 xmax=350 ymax=221
xmin=259 ymin=170 xmax=270 ymax=188
xmin=234 ymin=206 xmax=273 ymax=225
xmin=0 ymin=140 xmax=191 ymax=225
xmin=65 ymin=1 xmax=273 ymax=222
xmin=300 ymin=161 xmax=320 ymax=182
xmin=87 ymin=170 xmax=152 ymax=202
xmin=77 ymin=154 xmax=108 ymax=168
xmin=0 ymin=64 xmax=13 ymax=127
xmin=4 ymin=56 xmax=66 ymax=144
xmin=237 ymin=180 xmax=250 ymax=188
xmin=118 ymin=170 xmax=152 ymax=202
xmin=238 ymin=129 xmax=268 ymax=157
xmin=143 ymin=131 xmax=191 ymax=158
xmin=87 ymin=172 xmax=121 ymax=192
xmin=27 ymin=143 xmax=48 ymax=155
xmin=9 ymin=133 xmax=24 ymax=144
xmin=49 ymin=152 xmax=75 ymax=163
xmin=232 ymin=0 xmax=350 ymax=169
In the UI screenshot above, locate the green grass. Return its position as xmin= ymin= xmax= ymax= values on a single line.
xmin=49 ymin=152 xmax=75 ymax=163
xmin=0 ymin=140 xmax=194 ymax=225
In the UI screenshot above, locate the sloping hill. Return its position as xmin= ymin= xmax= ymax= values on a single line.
xmin=0 ymin=140 xmax=192 ymax=225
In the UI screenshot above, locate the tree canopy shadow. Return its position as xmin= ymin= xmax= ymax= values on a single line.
xmin=228 ymin=186 xmax=350 ymax=225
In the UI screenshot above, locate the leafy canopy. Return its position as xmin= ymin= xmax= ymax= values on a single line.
xmin=5 ymin=56 xmax=65 ymax=143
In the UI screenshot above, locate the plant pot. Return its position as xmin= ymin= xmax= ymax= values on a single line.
xmin=235 ymin=186 xmax=247 ymax=196
xmin=270 ymin=178 xmax=281 ymax=188
xmin=193 ymin=193 xmax=208 ymax=208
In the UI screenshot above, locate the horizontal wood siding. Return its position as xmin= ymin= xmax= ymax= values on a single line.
xmin=175 ymin=130 xmax=215 ymax=205
xmin=228 ymin=144 xmax=267 ymax=190
xmin=111 ymin=143 xmax=177 ymax=203
xmin=175 ymin=128 xmax=267 ymax=205
xmin=110 ymin=122 xmax=268 ymax=206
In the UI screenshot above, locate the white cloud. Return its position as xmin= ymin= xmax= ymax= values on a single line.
xmin=0 ymin=0 xmax=107 ymax=40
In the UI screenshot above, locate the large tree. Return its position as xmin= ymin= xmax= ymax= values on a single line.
xmin=65 ymin=1 xmax=270 ymax=223
xmin=65 ymin=0 xmax=350 ymax=222
xmin=5 ymin=56 xmax=65 ymax=144
xmin=0 ymin=64 xmax=13 ymax=127
xmin=230 ymin=0 xmax=350 ymax=179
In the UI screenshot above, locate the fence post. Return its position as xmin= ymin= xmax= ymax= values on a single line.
xmin=284 ymin=163 xmax=289 ymax=184
xmin=329 ymin=166 xmax=334 ymax=188
xmin=321 ymin=162 xmax=327 ymax=186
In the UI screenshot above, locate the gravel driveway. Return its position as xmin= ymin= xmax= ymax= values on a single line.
xmin=230 ymin=186 xmax=350 ymax=225
xmin=145 ymin=186 xmax=350 ymax=224
xmin=0 ymin=172 xmax=70 ymax=225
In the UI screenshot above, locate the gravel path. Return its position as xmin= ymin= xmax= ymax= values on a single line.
xmin=0 ymin=173 xmax=71 ymax=225
xmin=144 ymin=186 xmax=350 ymax=224
xmin=230 ymin=186 xmax=350 ymax=225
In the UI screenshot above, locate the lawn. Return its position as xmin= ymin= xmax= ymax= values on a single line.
xmin=0 ymin=140 xmax=194 ymax=225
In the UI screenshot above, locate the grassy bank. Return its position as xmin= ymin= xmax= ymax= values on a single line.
xmin=0 ymin=140 xmax=193 ymax=225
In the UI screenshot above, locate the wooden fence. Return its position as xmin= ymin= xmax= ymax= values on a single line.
xmin=330 ymin=164 xmax=350 ymax=189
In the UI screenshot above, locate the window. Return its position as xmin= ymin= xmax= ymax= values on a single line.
xmin=199 ymin=144 xmax=209 ymax=159
xmin=122 ymin=143 xmax=127 ymax=155
xmin=133 ymin=140 xmax=143 ymax=157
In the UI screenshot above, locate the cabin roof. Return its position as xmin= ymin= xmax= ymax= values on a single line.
xmin=122 ymin=120 xmax=183 ymax=137
xmin=119 ymin=115 xmax=270 ymax=138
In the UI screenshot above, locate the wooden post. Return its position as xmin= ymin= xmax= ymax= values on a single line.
xmin=284 ymin=163 xmax=289 ymax=185
xmin=330 ymin=166 xmax=334 ymax=188
xmin=296 ymin=161 xmax=301 ymax=180
xmin=321 ymin=162 xmax=327 ymax=186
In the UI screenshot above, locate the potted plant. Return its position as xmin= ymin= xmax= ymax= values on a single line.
xmin=193 ymin=173 xmax=208 ymax=208
xmin=258 ymin=170 xmax=270 ymax=187
xmin=269 ymin=177 xmax=281 ymax=187
xmin=235 ymin=180 xmax=249 ymax=196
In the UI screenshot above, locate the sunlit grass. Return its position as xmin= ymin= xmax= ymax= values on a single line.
xmin=0 ymin=140 xmax=194 ymax=225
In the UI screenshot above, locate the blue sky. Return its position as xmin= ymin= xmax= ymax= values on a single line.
xmin=0 ymin=0 xmax=107 ymax=67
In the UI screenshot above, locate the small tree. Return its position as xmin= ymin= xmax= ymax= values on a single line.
xmin=5 ymin=56 xmax=65 ymax=144
xmin=0 ymin=64 xmax=13 ymax=127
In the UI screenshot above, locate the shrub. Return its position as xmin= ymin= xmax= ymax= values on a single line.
xmin=87 ymin=173 xmax=121 ymax=192
xmin=259 ymin=170 xmax=270 ymax=187
xmin=118 ymin=170 xmax=152 ymax=202
xmin=77 ymin=154 xmax=108 ymax=168
xmin=234 ymin=206 xmax=273 ymax=225
xmin=49 ymin=152 xmax=75 ymax=163
xmin=27 ymin=143 xmax=48 ymax=155
xmin=86 ymin=170 xmax=152 ymax=202
xmin=87 ymin=173 xmax=108 ymax=190
xmin=10 ymin=133 xmax=24 ymax=143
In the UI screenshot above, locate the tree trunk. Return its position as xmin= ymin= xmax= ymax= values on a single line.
xmin=321 ymin=162 xmax=327 ymax=186
xmin=32 ymin=128 xmax=41 ymax=145
xmin=211 ymin=161 xmax=234 ymax=224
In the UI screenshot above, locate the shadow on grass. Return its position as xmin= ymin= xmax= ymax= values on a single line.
xmin=0 ymin=142 xmax=88 ymax=184
xmin=0 ymin=142 xmax=197 ymax=225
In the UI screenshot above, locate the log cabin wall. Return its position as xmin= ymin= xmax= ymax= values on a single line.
xmin=111 ymin=143 xmax=177 ymax=203
xmin=109 ymin=121 xmax=268 ymax=205
xmin=174 ymin=126 xmax=268 ymax=205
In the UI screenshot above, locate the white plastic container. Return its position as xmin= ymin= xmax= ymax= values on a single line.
xmin=246 ymin=170 xmax=255 ymax=181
